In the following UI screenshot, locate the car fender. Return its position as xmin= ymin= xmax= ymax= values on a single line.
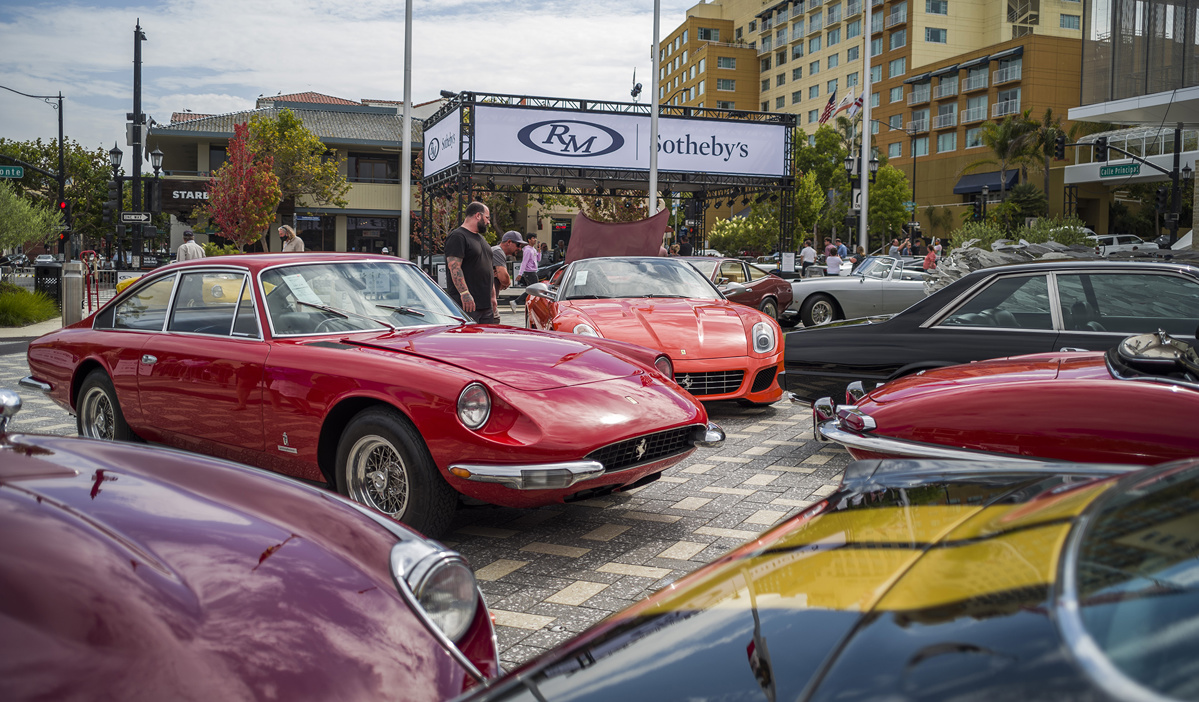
xmin=887 ymin=360 xmax=958 ymax=381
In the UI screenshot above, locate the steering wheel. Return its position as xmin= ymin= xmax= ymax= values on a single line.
xmin=315 ymin=317 xmax=347 ymax=334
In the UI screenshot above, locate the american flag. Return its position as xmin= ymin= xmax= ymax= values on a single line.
xmin=817 ymin=89 xmax=838 ymax=124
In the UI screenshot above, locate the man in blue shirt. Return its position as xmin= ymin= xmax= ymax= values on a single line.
xmin=836 ymin=238 xmax=848 ymax=258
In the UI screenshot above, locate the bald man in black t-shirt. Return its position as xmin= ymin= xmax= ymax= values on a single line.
xmin=444 ymin=202 xmax=494 ymax=323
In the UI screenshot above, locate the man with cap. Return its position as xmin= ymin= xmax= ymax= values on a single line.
xmin=495 ymin=231 xmax=524 ymax=316
xmin=176 ymin=230 xmax=205 ymax=261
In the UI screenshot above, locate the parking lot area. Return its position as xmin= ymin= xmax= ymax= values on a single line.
xmin=0 ymin=308 xmax=850 ymax=669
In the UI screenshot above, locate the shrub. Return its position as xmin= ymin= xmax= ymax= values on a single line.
xmin=0 ymin=281 xmax=25 ymax=296
xmin=949 ymin=214 xmax=1092 ymax=250
xmin=202 ymin=242 xmax=243 ymax=256
xmin=0 ymin=288 xmax=59 ymax=327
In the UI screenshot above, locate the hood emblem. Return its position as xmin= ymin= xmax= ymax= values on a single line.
xmin=634 ymin=438 xmax=647 ymax=460
xmin=680 ymin=349 xmax=687 ymax=355
xmin=678 ymin=374 xmax=692 ymax=389
xmin=624 ymin=396 xmax=639 ymax=405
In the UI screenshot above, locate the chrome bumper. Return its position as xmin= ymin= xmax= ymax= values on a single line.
xmin=696 ymin=422 xmax=725 ymax=447
xmin=815 ymin=417 xmax=1037 ymax=462
xmin=448 ymin=461 xmax=606 ymax=490
xmin=19 ymin=376 xmax=51 ymax=393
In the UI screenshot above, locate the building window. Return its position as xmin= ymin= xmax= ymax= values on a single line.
xmin=809 ymin=109 xmax=820 ymax=123
xmin=810 ymin=60 xmax=821 ymax=75
xmin=871 ymin=91 xmax=880 ymax=107
xmin=913 ymin=136 xmax=929 ymax=156
xmin=847 ymin=19 xmax=862 ymax=38
xmin=925 ymin=27 xmax=947 ymax=43
xmin=749 ymin=20 xmax=757 ymax=31
xmin=717 ymin=56 xmax=734 ymax=69
xmin=1060 ymin=13 xmax=1080 ymax=29
xmin=777 ymin=73 xmax=787 ymax=87
xmin=829 ymin=2 xmax=842 ymax=23
xmin=793 ymin=66 xmax=803 ymax=80
xmin=683 ymin=30 xmax=689 ymax=43
xmin=763 ymin=78 xmax=771 ymax=91
xmin=777 ymin=27 xmax=787 ymax=45
xmin=209 ymin=145 xmax=227 ymax=173
xmin=761 ymin=57 xmax=772 ymax=72
xmin=700 ymin=58 xmax=707 ymax=73
xmin=890 ymin=86 xmax=904 ymax=102
xmin=926 ymin=0 xmax=948 ymax=14
xmin=776 ymin=96 xmax=786 ymax=108
xmin=792 ymin=90 xmax=802 ymax=103
xmin=889 ymin=114 xmax=903 ymax=129
xmin=810 ymin=85 xmax=821 ymax=99
xmin=347 ymin=216 xmax=398 ymax=255
xmin=717 ymin=78 xmax=736 ymax=90
xmin=809 ymin=35 xmax=822 ymax=52
xmin=699 ymin=27 xmax=720 ymax=40
xmin=762 ymin=101 xmax=770 ymax=111
xmin=699 ymin=80 xmax=705 ymax=95
xmin=871 ymin=37 xmax=883 ymax=56
xmin=870 ymin=65 xmax=882 ymax=82
xmin=793 ymin=18 xmax=805 ymax=38
xmin=762 ymin=36 xmax=772 ymax=52
xmin=889 ymin=57 xmax=906 ymax=77
xmin=847 ymin=45 xmax=860 ymax=61
xmin=966 ymin=127 xmax=983 ymax=148
xmin=674 ymin=37 xmax=681 ymax=51
xmin=828 ymin=53 xmax=840 ymax=68
xmin=347 ymin=152 xmax=399 ymax=183
xmin=847 ymin=71 xmax=859 ymax=86
xmin=735 ymin=27 xmax=743 ymax=40
xmin=872 ymin=120 xmax=879 ymax=134
xmin=717 ymin=100 xmax=736 ymax=109
xmin=690 ymin=65 xmax=696 ymax=80
xmin=777 ymin=50 xmax=788 ymax=65
xmin=660 ymin=86 xmax=666 ymax=99
xmin=828 ymin=27 xmax=841 ymax=46
xmin=659 ymin=67 xmax=665 ymax=81
xmin=937 ymin=131 xmax=957 ymax=152
xmin=888 ymin=142 xmax=902 ymax=158
xmin=828 ymin=78 xmax=839 ymax=94
xmin=890 ymin=29 xmax=906 ymax=50
xmin=871 ymin=11 xmax=883 ymax=32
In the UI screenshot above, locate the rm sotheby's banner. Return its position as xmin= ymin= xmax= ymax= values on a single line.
xmin=422 ymin=108 xmax=461 ymax=178
xmin=472 ymin=105 xmax=786 ymax=177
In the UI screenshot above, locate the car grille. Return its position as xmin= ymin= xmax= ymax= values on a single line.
xmin=586 ymin=426 xmax=697 ymax=473
xmin=751 ymin=366 xmax=778 ymax=393
xmin=672 ymin=370 xmax=745 ymax=396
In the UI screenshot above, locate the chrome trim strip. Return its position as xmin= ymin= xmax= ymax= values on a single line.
xmin=817 ymin=418 xmax=1041 ymax=461
xmin=448 ymin=461 xmax=605 ymax=490
xmin=19 ymin=376 xmax=51 ymax=393
xmin=276 ymin=445 xmax=298 ymax=454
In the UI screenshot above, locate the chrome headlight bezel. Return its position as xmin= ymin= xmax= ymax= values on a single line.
xmin=573 ymin=323 xmax=601 ymax=337
xmin=653 ymin=354 xmax=674 ymax=378
xmin=457 ymin=382 xmax=491 ymax=430
xmin=751 ymin=321 xmax=777 ymax=354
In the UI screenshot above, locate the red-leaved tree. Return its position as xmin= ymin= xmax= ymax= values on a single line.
xmin=195 ymin=122 xmax=281 ymax=251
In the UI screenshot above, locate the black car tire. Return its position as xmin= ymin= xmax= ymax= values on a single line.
xmin=336 ymin=407 xmax=457 ymax=537
xmin=800 ymin=294 xmax=840 ymax=327
xmin=760 ymin=297 xmax=779 ymax=320
xmin=76 ymin=369 xmax=136 ymax=441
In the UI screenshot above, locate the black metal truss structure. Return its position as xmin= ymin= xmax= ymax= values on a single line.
xmin=420 ymin=91 xmax=798 ymax=252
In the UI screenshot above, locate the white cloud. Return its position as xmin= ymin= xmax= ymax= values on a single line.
xmin=0 ymin=0 xmax=696 ymax=150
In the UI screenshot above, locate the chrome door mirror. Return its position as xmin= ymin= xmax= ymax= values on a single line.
xmin=524 ymin=282 xmax=555 ymax=301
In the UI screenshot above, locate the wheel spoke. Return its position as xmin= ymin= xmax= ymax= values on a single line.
xmin=349 ymin=437 xmax=410 ymax=517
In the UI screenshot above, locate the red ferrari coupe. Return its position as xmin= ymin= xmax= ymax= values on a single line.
xmin=809 ymin=330 xmax=1199 ymax=465
xmin=21 ymin=254 xmax=724 ymax=537
xmin=525 ymin=257 xmax=784 ymax=405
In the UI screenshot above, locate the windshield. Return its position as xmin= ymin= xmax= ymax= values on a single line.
xmin=688 ymin=259 xmax=719 ymax=279
xmin=261 ymin=260 xmax=464 ymax=336
xmin=856 ymin=257 xmax=895 ymax=279
xmin=560 ymin=258 xmax=721 ymax=301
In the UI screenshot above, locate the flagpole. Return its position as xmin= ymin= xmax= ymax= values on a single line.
xmin=859 ymin=0 xmax=873 ymax=253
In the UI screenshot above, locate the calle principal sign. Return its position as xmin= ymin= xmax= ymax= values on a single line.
xmin=1099 ymin=163 xmax=1140 ymax=178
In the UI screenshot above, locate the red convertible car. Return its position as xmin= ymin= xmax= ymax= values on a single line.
xmin=525 ymin=257 xmax=784 ymax=405
xmin=0 ymin=388 xmax=497 ymax=701
xmin=21 ymin=254 xmax=724 ymax=537
xmin=677 ymin=256 xmax=794 ymax=323
xmin=810 ymin=330 xmax=1199 ymax=465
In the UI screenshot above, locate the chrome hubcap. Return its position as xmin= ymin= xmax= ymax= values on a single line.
xmin=811 ymin=301 xmax=833 ymax=325
xmin=80 ymin=387 xmax=115 ymax=440
xmin=347 ymin=436 xmax=409 ymax=517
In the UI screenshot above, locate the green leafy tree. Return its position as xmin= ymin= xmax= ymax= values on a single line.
xmin=248 ymin=109 xmax=350 ymax=220
xmin=1030 ymin=108 xmax=1064 ymax=199
xmin=792 ymin=171 xmax=825 ymax=243
xmin=193 ymin=123 xmax=282 ymax=251
xmin=0 ymin=180 xmax=61 ymax=250
xmin=708 ymin=201 xmax=778 ymax=256
xmin=868 ymin=165 xmax=913 ymax=248
xmin=962 ymin=114 xmax=1038 ymax=200
xmin=1008 ymin=182 xmax=1048 ymax=221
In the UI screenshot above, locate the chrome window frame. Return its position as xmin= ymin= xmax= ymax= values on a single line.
xmin=99 ymin=271 xmax=181 ymax=334
xmin=165 ymin=268 xmax=263 ymax=340
xmin=1054 ymin=269 xmax=1199 ymax=338
xmin=922 ymin=271 xmax=1058 ymax=332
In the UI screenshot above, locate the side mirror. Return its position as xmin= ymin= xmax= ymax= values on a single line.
xmin=524 ymin=282 xmax=555 ymax=301
xmin=715 ymin=276 xmax=730 ymax=286
xmin=720 ymin=281 xmax=748 ymax=295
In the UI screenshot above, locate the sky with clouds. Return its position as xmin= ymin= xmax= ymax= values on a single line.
xmin=1 ymin=0 xmax=696 ymax=153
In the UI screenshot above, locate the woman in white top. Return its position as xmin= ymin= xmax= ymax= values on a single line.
xmin=825 ymin=252 xmax=843 ymax=276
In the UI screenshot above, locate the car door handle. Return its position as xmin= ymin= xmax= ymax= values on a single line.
xmin=1059 ymin=347 xmax=1088 ymax=352
xmin=141 ymin=354 xmax=157 ymax=364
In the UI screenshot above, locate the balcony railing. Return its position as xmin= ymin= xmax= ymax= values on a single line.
xmin=907 ymin=89 xmax=930 ymax=105
xmin=994 ymin=65 xmax=1022 ymax=84
xmin=907 ymin=119 xmax=929 ymax=133
xmin=992 ymin=100 xmax=1021 ymax=118
xmin=885 ymin=9 xmax=907 ymax=28
xmin=846 ymin=1 xmax=862 ymax=17
xmin=808 ymin=0 xmax=823 ymax=9
xmin=758 ymin=42 xmax=773 ymax=55
xmin=933 ymin=112 xmax=957 ymax=129
xmin=808 ymin=19 xmax=823 ymax=34
xmin=961 ymin=105 xmax=987 ymax=123
xmin=872 ymin=0 xmax=883 ymax=6
xmin=963 ymin=73 xmax=988 ymax=91
xmin=761 ymin=19 xmax=773 ymax=32
xmin=933 ymin=82 xmax=959 ymax=99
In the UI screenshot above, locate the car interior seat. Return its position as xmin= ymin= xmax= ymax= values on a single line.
xmin=990 ymin=309 xmax=1019 ymax=328
xmin=1070 ymin=301 xmax=1106 ymax=332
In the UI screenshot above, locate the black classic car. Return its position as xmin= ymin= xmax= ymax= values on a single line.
xmin=460 ymin=456 xmax=1199 ymax=702
xmin=781 ymin=259 xmax=1199 ymax=403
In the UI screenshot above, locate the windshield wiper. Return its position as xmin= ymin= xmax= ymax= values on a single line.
xmin=296 ymin=299 xmax=397 ymax=332
xmin=567 ymin=295 xmax=612 ymax=299
xmin=375 ymin=304 xmax=426 ymax=318
xmin=644 ymin=294 xmax=687 ymax=298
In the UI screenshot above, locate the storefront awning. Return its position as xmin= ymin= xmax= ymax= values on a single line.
xmin=953 ymin=170 xmax=1020 ymax=194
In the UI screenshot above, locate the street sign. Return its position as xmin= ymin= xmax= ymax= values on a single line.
xmin=0 ymin=165 xmax=24 ymax=179
xmin=54 ymin=224 xmax=70 ymax=230
xmin=903 ymin=200 xmax=917 ymax=210
xmin=1100 ymin=163 xmax=1140 ymax=178
xmin=120 ymin=211 xmax=152 ymax=224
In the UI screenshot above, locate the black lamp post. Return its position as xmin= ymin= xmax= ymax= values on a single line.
xmin=150 ymin=147 xmax=163 ymax=175
xmin=982 ymin=184 xmax=990 ymax=219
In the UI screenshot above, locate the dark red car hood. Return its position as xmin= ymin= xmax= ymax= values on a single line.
xmin=866 ymin=353 xmax=1109 ymax=404
xmin=340 ymin=325 xmax=658 ymax=391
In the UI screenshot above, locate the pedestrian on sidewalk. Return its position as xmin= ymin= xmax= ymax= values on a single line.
xmin=513 ymin=234 xmax=540 ymax=307
xmin=279 ymin=225 xmax=305 ymax=252
xmin=444 ymin=202 xmax=494 ymax=323
xmin=176 ymin=231 xmax=205 ymax=261
xmin=495 ymin=231 xmax=524 ymax=315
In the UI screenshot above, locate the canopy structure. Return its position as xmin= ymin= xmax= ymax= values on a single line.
xmin=421 ymin=91 xmax=798 ymax=251
xmin=953 ymin=170 xmax=1020 ymax=195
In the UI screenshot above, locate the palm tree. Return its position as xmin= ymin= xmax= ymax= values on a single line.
xmin=1031 ymin=108 xmax=1064 ymax=198
xmin=962 ymin=114 xmax=1039 ymax=200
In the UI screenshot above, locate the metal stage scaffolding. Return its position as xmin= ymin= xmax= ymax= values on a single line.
xmin=420 ymin=91 xmax=797 ymax=253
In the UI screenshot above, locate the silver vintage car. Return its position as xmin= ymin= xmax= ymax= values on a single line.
xmin=784 ymin=256 xmax=929 ymax=326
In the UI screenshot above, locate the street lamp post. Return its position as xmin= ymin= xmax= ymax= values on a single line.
xmin=981 ymin=184 xmax=990 ymax=219
xmin=109 ymin=144 xmax=124 ymax=265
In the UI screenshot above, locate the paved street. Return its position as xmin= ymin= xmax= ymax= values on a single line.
xmin=0 ymin=308 xmax=850 ymax=669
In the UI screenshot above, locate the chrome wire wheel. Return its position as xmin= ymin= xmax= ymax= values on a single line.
xmin=345 ymin=435 xmax=411 ymax=517
xmin=79 ymin=386 xmax=116 ymax=440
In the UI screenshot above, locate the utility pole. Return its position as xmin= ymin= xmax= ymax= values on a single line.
xmin=400 ymin=0 xmax=413 ymax=260
xmin=130 ymin=21 xmax=147 ymax=267
xmin=1170 ymin=123 xmax=1181 ymax=245
xmin=649 ymin=0 xmax=660 ymax=215
xmin=858 ymin=0 xmax=873 ymax=253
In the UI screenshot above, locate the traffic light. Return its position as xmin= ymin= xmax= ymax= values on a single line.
xmin=1094 ymin=136 xmax=1108 ymax=162
xmin=104 ymin=179 xmax=119 ymax=224
xmin=1054 ymin=134 xmax=1066 ymax=160
xmin=973 ymin=198 xmax=983 ymax=220
xmin=1156 ymin=185 xmax=1171 ymax=211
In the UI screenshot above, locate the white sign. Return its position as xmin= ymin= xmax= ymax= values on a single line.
xmin=782 ymin=252 xmax=796 ymax=273
xmin=422 ymin=108 xmax=461 ymax=178
xmin=473 ymin=105 xmax=788 ymax=177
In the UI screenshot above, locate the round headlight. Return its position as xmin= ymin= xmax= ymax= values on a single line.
xmin=210 ymin=284 xmax=223 ymax=299
xmin=752 ymin=321 xmax=777 ymax=354
xmin=457 ymin=382 xmax=491 ymax=429
xmin=573 ymin=323 xmax=601 ymax=337
xmin=654 ymin=355 xmax=673 ymax=378
xmin=412 ymin=557 xmax=479 ymax=642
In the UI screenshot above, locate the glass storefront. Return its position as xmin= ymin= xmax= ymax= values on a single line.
xmin=347 ymin=216 xmax=398 ymax=254
xmin=296 ymin=215 xmax=336 ymax=251
xmin=1082 ymin=0 xmax=1199 ymax=104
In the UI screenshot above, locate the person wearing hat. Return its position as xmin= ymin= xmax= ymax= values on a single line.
xmin=176 ymin=230 xmax=205 ymax=261
xmin=495 ymin=231 xmax=525 ymax=316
